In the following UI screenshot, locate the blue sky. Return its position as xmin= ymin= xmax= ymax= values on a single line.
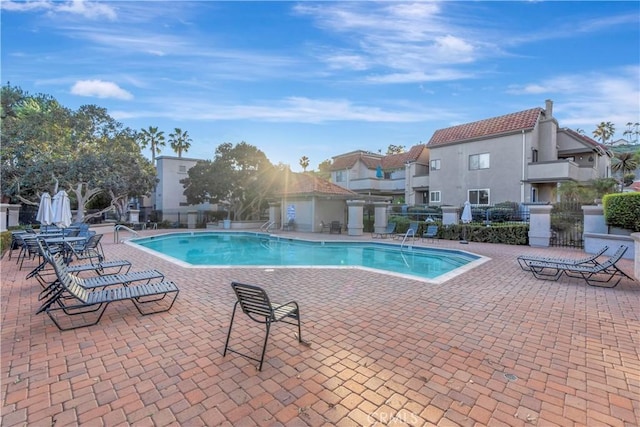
xmin=3 ymin=1 xmax=639 ymax=171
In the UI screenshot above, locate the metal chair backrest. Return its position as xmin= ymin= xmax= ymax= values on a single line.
xmin=231 ymin=282 xmax=274 ymax=323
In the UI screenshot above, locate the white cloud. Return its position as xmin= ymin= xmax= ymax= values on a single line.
xmin=508 ymin=66 xmax=640 ymax=131
xmin=70 ymin=80 xmax=133 ymax=100
xmin=2 ymin=0 xmax=116 ymax=19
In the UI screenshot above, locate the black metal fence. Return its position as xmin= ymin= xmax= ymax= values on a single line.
xmin=550 ymin=202 xmax=584 ymax=248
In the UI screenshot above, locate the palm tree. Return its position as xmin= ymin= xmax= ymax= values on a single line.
xmin=611 ymin=152 xmax=638 ymax=177
xmin=592 ymin=121 xmax=615 ymax=145
xmin=623 ymin=122 xmax=640 ymax=144
xmin=299 ymin=156 xmax=309 ymax=172
xmin=168 ymin=128 xmax=192 ymax=158
xmin=137 ymin=126 xmax=165 ymax=165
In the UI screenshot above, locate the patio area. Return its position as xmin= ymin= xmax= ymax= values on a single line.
xmin=2 ymin=230 xmax=638 ymax=426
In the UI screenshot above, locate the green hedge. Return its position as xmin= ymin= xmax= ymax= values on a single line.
xmin=440 ymin=224 xmax=529 ymax=245
xmin=388 ymin=216 xmax=528 ymax=244
xmin=0 ymin=231 xmax=11 ymax=258
xmin=603 ymin=192 xmax=640 ymax=232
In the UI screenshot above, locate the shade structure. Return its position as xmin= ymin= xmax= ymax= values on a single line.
xmin=461 ymin=201 xmax=472 ymax=224
xmin=52 ymin=190 xmax=72 ymax=229
xmin=36 ymin=192 xmax=53 ymax=226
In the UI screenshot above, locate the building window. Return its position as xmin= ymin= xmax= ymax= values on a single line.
xmin=335 ymin=171 xmax=345 ymax=182
xmin=178 ymin=165 xmax=187 ymax=173
xmin=468 ymin=189 xmax=489 ymax=205
xmin=531 ymin=149 xmax=538 ymax=163
xmin=430 ymin=159 xmax=441 ymax=171
xmin=384 ymin=171 xmax=391 ymax=179
xmin=430 ymin=191 xmax=441 ymax=203
xmin=469 ymin=153 xmax=490 ymax=170
xmin=531 ymin=187 xmax=538 ymax=203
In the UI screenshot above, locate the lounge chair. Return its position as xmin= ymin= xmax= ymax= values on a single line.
xmin=372 ymin=223 xmax=396 ymax=238
xmin=283 ymin=218 xmax=295 ymax=231
xmin=66 ymin=234 xmax=105 ymax=263
xmin=224 ymin=282 xmax=304 ymax=371
xmin=422 ymin=225 xmax=439 ymax=243
xmin=330 ymin=221 xmax=342 ymax=234
xmin=517 ymin=245 xmax=609 ymax=272
xmin=319 ymin=221 xmax=331 ymax=233
xmin=394 ymin=222 xmax=419 ymax=241
xmin=39 ymin=252 xmax=179 ymax=330
xmin=526 ymin=245 xmax=634 ymax=287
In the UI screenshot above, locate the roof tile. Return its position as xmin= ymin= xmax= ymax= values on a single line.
xmin=428 ymin=108 xmax=543 ymax=146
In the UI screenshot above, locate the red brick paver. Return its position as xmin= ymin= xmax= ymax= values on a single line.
xmin=2 ymin=231 xmax=639 ymax=426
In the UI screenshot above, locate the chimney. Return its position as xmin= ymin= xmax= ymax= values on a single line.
xmin=545 ymin=99 xmax=553 ymax=118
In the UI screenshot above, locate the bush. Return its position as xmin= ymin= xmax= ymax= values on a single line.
xmin=603 ymin=192 xmax=640 ymax=232
xmin=440 ymin=224 xmax=529 ymax=245
xmin=0 ymin=231 xmax=12 ymax=258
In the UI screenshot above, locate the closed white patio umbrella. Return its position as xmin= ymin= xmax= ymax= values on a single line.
xmin=461 ymin=201 xmax=472 ymax=224
xmin=52 ymin=190 xmax=72 ymax=229
xmin=460 ymin=201 xmax=472 ymax=244
xmin=36 ymin=192 xmax=53 ymax=226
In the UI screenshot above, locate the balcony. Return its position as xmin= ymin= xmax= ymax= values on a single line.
xmin=347 ymin=178 xmax=405 ymax=192
xmin=527 ymin=160 xmax=580 ymax=182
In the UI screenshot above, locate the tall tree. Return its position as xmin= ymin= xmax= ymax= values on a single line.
xmin=316 ymin=159 xmax=332 ymax=180
xmin=592 ymin=121 xmax=615 ymax=145
xmin=623 ymin=122 xmax=640 ymax=144
xmin=299 ymin=156 xmax=310 ymax=172
xmin=137 ymin=126 xmax=165 ymax=165
xmin=181 ymin=142 xmax=276 ymax=220
xmin=169 ymin=128 xmax=192 ymax=157
xmin=0 ymin=84 xmax=156 ymax=222
xmin=386 ymin=144 xmax=405 ymax=154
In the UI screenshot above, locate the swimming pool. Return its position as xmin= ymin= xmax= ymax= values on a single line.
xmin=128 ymin=232 xmax=488 ymax=283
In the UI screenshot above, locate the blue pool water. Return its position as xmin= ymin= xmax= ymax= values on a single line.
xmin=129 ymin=232 xmax=485 ymax=282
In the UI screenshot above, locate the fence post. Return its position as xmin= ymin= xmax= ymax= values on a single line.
xmin=373 ymin=201 xmax=390 ymax=234
xmin=582 ymin=204 xmax=607 ymax=234
xmin=346 ymin=200 xmax=365 ymax=236
xmin=528 ymin=205 xmax=553 ymax=247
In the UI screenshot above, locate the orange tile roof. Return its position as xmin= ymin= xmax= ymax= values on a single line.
xmin=330 ymin=151 xmax=382 ymax=171
xmin=562 ymin=128 xmax=612 ymax=155
xmin=279 ymin=172 xmax=357 ymax=197
xmin=428 ymin=107 xmax=543 ymax=146
xmin=330 ymin=145 xmax=426 ymax=171
xmin=382 ymin=145 xmax=427 ymax=169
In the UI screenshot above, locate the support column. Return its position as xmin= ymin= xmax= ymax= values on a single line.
xmin=0 ymin=204 xmax=20 ymax=231
xmin=528 ymin=205 xmax=553 ymax=247
xmin=346 ymin=200 xmax=365 ymax=236
xmin=129 ymin=209 xmax=140 ymax=224
xmin=582 ymin=205 xmax=607 ymax=234
xmin=373 ymin=201 xmax=390 ymax=234
xmin=441 ymin=206 xmax=460 ymax=227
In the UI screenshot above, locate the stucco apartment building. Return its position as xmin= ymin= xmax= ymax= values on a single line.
xmin=330 ymin=100 xmax=613 ymax=207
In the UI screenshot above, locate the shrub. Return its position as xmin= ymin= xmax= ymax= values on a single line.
xmin=0 ymin=231 xmax=11 ymax=258
xmin=440 ymin=224 xmax=529 ymax=245
xmin=603 ymin=192 xmax=640 ymax=232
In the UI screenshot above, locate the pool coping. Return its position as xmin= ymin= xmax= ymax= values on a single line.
xmin=125 ymin=230 xmax=491 ymax=284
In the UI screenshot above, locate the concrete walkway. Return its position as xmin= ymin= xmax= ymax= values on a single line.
xmin=2 ymin=230 xmax=638 ymax=426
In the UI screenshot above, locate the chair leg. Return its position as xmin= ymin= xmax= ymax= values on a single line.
xmin=223 ymin=302 xmax=239 ymax=357
xmin=258 ymin=322 xmax=271 ymax=371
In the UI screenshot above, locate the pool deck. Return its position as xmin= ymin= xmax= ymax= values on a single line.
xmin=1 ymin=230 xmax=639 ymax=426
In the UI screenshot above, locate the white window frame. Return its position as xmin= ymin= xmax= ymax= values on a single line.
xmin=430 ymin=159 xmax=441 ymax=171
xmin=468 ymin=189 xmax=490 ymax=205
xmin=178 ymin=165 xmax=187 ymax=173
xmin=335 ymin=171 xmax=345 ymax=182
xmin=469 ymin=153 xmax=490 ymax=170
xmin=430 ymin=191 xmax=441 ymax=203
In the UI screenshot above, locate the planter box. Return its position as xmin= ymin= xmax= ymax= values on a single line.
xmin=583 ymin=232 xmax=635 ymax=260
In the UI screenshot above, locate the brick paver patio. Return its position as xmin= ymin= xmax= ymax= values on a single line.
xmin=2 ymin=231 xmax=638 ymax=426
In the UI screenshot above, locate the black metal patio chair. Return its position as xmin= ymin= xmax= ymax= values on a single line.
xmin=223 ymin=282 xmax=304 ymax=371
